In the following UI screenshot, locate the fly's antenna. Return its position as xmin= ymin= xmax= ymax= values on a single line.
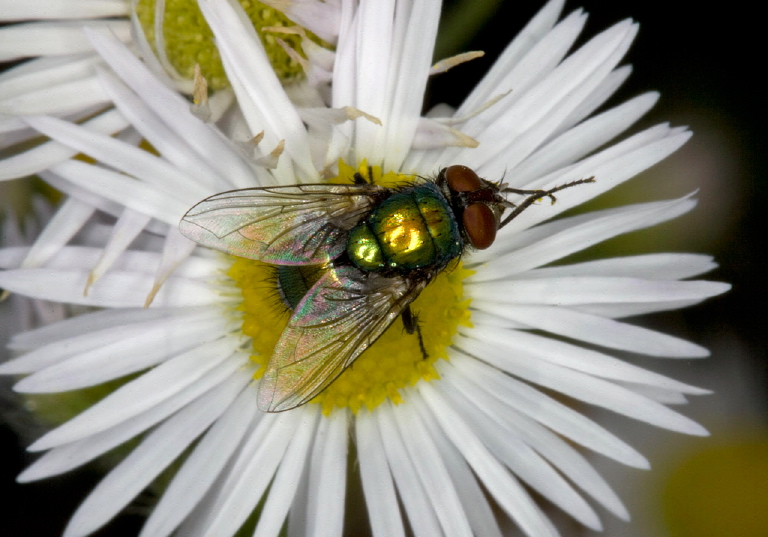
xmin=499 ymin=177 xmax=595 ymax=228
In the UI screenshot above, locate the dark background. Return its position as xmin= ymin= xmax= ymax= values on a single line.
xmin=2 ymin=0 xmax=764 ymax=535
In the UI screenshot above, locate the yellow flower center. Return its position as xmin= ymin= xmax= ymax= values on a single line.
xmin=135 ymin=0 xmax=312 ymax=89
xmin=228 ymin=162 xmax=473 ymax=414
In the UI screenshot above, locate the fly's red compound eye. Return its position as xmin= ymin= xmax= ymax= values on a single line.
xmin=444 ymin=165 xmax=498 ymax=249
xmin=444 ymin=165 xmax=483 ymax=192
xmin=462 ymin=202 xmax=497 ymax=249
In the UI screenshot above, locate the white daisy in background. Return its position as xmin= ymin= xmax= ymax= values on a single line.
xmin=0 ymin=0 xmax=730 ymax=536
xmin=0 ymin=194 xmax=68 ymax=352
xmin=0 ymin=0 xmax=338 ymax=177
xmin=0 ymin=0 xmax=337 ymax=280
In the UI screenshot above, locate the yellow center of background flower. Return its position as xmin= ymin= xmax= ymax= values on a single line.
xmin=135 ymin=0 xmax=311 ymax=88
xmin=228 ymin=162 xmax=473 ymax=414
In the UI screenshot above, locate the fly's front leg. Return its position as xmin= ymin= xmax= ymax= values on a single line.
xmin=402 ymin=305 xmax=428 ymax=360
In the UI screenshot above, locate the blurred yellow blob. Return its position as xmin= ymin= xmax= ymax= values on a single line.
xmin=663 ymin=436 xmax=768 ymax=537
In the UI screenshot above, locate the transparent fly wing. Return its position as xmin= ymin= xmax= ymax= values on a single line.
xmin=258 ymin=265 xmax=427 ymax=412
xmin=180 ymin=184 xmax=385 ymax=264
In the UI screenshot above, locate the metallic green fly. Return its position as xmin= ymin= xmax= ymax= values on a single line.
xmin=179 ymin=165 xmax=593 ymax=412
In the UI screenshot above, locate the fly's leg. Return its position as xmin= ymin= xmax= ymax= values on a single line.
xmin=402 ymin=305 xmax=428 ymax=360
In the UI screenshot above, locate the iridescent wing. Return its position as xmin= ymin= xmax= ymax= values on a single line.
xmin=257 ymin=265 xmax=428 ymax=412
xmin=180 ymin=184 xmax=386 ymax=264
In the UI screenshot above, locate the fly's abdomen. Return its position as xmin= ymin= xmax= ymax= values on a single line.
xmin=347 ymin=184 xmax=462 ymax=272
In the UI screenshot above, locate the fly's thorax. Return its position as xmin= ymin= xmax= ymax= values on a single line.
xmin=347 ymin=183 xmax=463 ymax=273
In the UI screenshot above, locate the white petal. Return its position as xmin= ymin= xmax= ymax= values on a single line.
xmin=457 ymin=0 xmax=566 ymax=115
xmin=376 ymin=405 xmax=443 ymax=537
xmin=12 ymin=310 xmax=230 ymax=392
xmin=469 ymin=276 xmax=727 ymax=307
xmin=328 ymin=0 xmax=358 ymax=117
xmin=417 ymin=384 xmax=558 ymax=537
xmin=46 ymin=159 xmax=191 ymax=225
xmin=468 ymin=326 xmax=708 ymax=395
xmin=391 ymin=402 xmax=475 ymax=537
xmin=304 ymin=410 xmax=348 ymax=537
xmin=0 ymin=0 xmax=127 ymax=20
xmin=574 ymin=299 xmax=711 ymax=318
xmin=198 ymin=0 xmax=316 ymax=180
xmin=0 ymin=54 xmax=96 ymax=97
xmin=96 ymin=68 xmax=233 ymax=193
xmin=408 ymin=390 xmax=504 ymax=537
xmin=3 ymin=245 xmax=219 ymax=278
xmin=85 ymin=208 xmax=152 ymax=292
xmin=145 ymin=228 xmax=198 ymax=307
xmin=0 ymin=20 xmax=131 ymax=62
xmin=18 ymin=357 xmax=248 ymax=482
xmin=0 ymin=117 xmax=33 ymax=146
xmin=437 ymin=373 xmax=602 ymax=530
xmin=473 ymin=20 xmax=638 ymax=173
xmin=0 ymin=266 xmax=219 ymax=308
xmin=348 ymin=1 xmax=395 ymax=164
xmin=617 ymin=381 xmax=694 ymax=405
xmin=0 ymin=109 xmax=129 ymax=181
xmin=497 ymin=127 xmax=693 ymax=234
xmin=286 ymin=437 xmax=310 ymax=537
xmin=411 ymin=116 xmax=479 ymax=150
xmin=471 ymin=195 xmax=697 ymax=276
xmin=356 ymin=409 xmax=405 ymax=537
xmin=253 ymin=407 xmax=320 ymax=537
xmin=0 ymin=246 xmax=28 ymax=269
xmin=25 ymin=115 xmax=210 ymax=203
xmin=26 ymin=338 xmax=242 ymax=450
xmin=472 ymin=304 xmax=708 ymax=357
xmin=139 ymin=382 xmax=260 ymax=537
xmin=17 ymin=197 xmax=95 ymax=269
xmin=62 ymin=371 xmax=249 ymax=537
xmin=184 ymin=411 xmax=303 ymax=537
xmin=85 ymin=30 xmax=261 ymax=190
xmin=7 ymin=306 xmax=190 ymax=351
xmin=411 ymin=8 xmax=588 ymax=171
xmin=380 ymin=0 xmax=441 ymax=171
xmin=456 ymin=332 xmax=708 ymax=435
xmin=0 ymin=75 xmax=107 ymax=115
xmin=553 ymin=64 xmax=633 ymax=139
xmin=448 ymin=354 xmax=648 ymax=468
xmin=260 ymin=0 xmax=340 ymax=44
xmin=503 ymin=408 xmax=628 ymax=519
xmin=36 ymin=168 xmax=126 ymax=223
xmin=521 ymin=253 xmax=719 ymax=280
xmin=511 ymin=91 xmax=659 ymax=186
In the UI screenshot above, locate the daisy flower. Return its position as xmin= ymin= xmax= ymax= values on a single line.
xmin=0 ymin=0 xmax=338 ymax=172
xmin=0 ymin=195 xmax=68 ymax=351
xmin=0 ymin=0 xmax=729 ymax=536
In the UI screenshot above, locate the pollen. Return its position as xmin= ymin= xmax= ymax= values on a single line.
xmin=135 ymin=0 xmax=320 ymax=89
xmin=228 ymin=162 xmax=473 ymax=415
xmin=227 ymin=258 xmax=290 ymax=370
